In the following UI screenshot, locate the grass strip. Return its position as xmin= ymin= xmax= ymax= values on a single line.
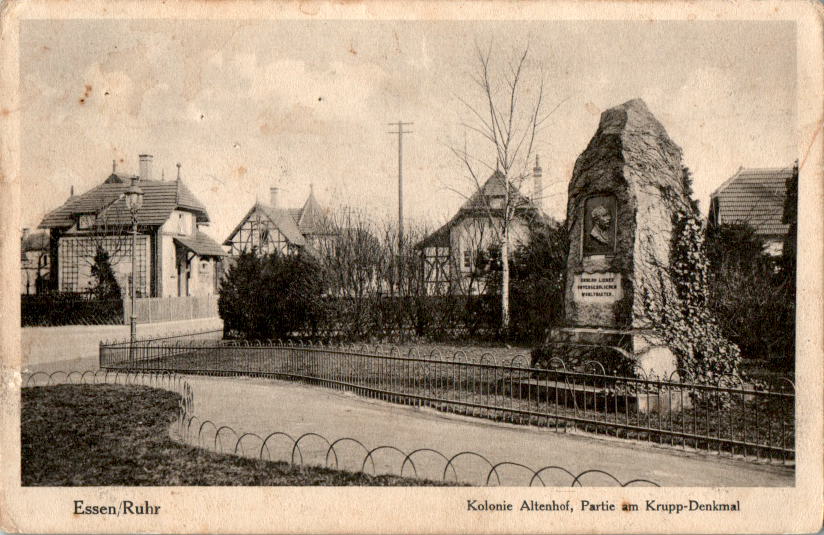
xmin=22 ymin=384 xmax=452 ymax=486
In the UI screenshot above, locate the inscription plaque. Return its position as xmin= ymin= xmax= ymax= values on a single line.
xmin=573 ymin=272 xmax=622 ymax=303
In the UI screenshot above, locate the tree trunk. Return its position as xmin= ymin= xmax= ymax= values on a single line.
xmin=501 ymin=234 xmax=510 ymax=334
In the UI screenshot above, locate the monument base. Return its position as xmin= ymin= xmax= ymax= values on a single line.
xmin=545 ymin=327 xmax=679 ymax=379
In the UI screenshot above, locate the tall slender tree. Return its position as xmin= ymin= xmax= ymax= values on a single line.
xmin=450 ymin=42 xmax=564 ymax=333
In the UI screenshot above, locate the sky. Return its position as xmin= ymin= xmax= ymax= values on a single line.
xmin=20 ymin=19 xmax=797 ymax=241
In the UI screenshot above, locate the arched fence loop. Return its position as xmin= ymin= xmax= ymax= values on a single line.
xmin=529 ymin=465 xmax=578 ymax=487
xmin=400 ymin=449 xmax=456 ymax=481
xmin=258 ymin=431 xmax=297 ymax=462
xmin=326 ymin=437 xmax=373 ymax=472
xmin=360 ymin=446 xmax=409 ymax=476
xmin=443 ymin=451 xmax=500 ymax=485
xmin=571 ymin=469 xmax=625 ymax=487
xmin=234 ymin=433 xmax=265 ymax=456
xmin=582 ymin=360 xmax=606 ymax=376
xmin=214 ymin=425 xmax=239 ymax=453
xmin=486 ymin=462 xmax=545 ymax=487
xmin=23 ymin=368 xmax=668 ymax=486
xmin=292 ymin=433 xmax=334 ymax=466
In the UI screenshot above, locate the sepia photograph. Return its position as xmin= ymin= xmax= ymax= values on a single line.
xmin=1 ymin=1 xmax=822 ymax=533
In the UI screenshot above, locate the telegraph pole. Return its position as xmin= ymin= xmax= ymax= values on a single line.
xmin=388 ymin=121 xmax=413 ymax=252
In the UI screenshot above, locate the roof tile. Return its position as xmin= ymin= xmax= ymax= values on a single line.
xmin=39 ymin=178 xmax=210 ymax=229
xmin=711 ymin=167 xmax=792 ymax=237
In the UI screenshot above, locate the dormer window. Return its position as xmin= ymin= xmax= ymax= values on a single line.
xmin=77 ymin=214 xmax=96 ymax=230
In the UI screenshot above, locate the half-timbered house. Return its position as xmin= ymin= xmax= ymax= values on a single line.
xmin=415 ymin=163 xmax=548 ymax=295
xmin=223 ymin=186 xmax=334 ymax=258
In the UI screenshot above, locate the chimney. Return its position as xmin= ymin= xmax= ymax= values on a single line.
xmin=22 ymin=228 xmax=30 ymax=241
xmin=533 ymin=155 xmax=543 ymax=210
xmin=138 ymin=154 xmax=153 ymax=182
xmin=269 ymin=187 xmax=280 ymax=209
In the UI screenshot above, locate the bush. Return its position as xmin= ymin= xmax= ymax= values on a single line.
xmin=90 ymin=247 xmax=122 ymax=300
xmin=21 ymin=292 xmax=123 ymax=326
xmin=705 ymin=223 xmax=794 ymax=368
xmin=480 ymin=221 xmax=568 ymax=343
xmin=218 ymin=250 xmax=325 ymax=340
xmin=509 ymin=221 xmax=568 ymax=343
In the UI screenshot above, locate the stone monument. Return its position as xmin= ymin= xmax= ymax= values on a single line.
xmin=549 ymin=98 xmax=692 ymax=378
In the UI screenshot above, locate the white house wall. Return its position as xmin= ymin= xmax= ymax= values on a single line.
xmin=442 ymin=216 xmax=531 ymax=294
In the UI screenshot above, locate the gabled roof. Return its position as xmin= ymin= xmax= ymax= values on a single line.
xmin=258 ymin=204 xmax=307 ymax=245
xmin=460 ymin=171 xmax=522 ymax=211
xmin=223 ymin=203 xmax=307 ymax=247
xmin=415 ymin=171 xmax=543 ymax=250
xmin=710 ymin=166 xmax=792 ymax=237
xmin=174 ymin=230 xmax=227 ymax=257
xmin=39 ymin=178 xmax=210 ymax=229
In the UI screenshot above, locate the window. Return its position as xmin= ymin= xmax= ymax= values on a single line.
xmin=77 ymin=214 xmax=95 ymax=230
xmin=177 ymin=213 xmax=187 ymax=235
xmin=489 ymin=197 xmax=504 ymax=209
xmin=463 ymin=250 xmax=472 ymax=269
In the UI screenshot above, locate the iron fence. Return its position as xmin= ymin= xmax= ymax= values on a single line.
xmin=100 ymin=340 xmax=795 ymax=465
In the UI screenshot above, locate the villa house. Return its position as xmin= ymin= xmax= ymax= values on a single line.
xmin=38 ymin=154 xmax=226 ymax=298
xmin=415 ymin=160 xmax=548 ymax=295
xmin=708 ymin=166 xmax=795 ymax=256
xmin=223 ymin=185 xmax=335 ymax=259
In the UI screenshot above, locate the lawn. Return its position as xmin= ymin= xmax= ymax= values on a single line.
xmin=21 ymin=384 xmax=451 ymax=486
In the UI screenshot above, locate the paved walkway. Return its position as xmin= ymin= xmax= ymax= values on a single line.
xmin=175 ymin=375 xmax=793 ymax=487
xmin=21 ymin=358 xmax=794 ymax=487
xmin=21 ymin=317 xmax=222 ymax=367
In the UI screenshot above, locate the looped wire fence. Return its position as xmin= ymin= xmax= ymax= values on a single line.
xmin=23 ymin=369 xmax=660 ymax=487
xmin=177 ymin=415 xmax=660 ymax=487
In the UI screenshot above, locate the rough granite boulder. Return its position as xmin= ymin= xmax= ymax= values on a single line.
xmin=563 ymin=98 xmax=692 ymax=330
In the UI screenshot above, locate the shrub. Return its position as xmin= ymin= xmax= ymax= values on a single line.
xmin=481 ymin=221 xmax=568 ymax=343
xmin=90 ymin=247 xmax=122 ymax=300
xmin=218 ymin=250 xmax=325 ymax=340
xmin=704 ymin=223 xmax=793 ymax=368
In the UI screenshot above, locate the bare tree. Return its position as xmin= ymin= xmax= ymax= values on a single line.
xmin=450 ymin=41 xmax=563 ymax=332
xmin=316 ymin=207 xmax=383 ymax=338
xmin=82 ymin=197 xmax=134 ymax=268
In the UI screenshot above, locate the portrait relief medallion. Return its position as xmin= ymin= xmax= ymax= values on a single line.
xmin=582 ymin=195 xmax=617 ymax=255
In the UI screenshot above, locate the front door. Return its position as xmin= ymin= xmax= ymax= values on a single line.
xmin=176 ymin=248 xmax=190 ymax=296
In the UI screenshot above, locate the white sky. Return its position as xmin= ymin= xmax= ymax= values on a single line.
xmin=20 ymin=19 xmax=797 ymax=241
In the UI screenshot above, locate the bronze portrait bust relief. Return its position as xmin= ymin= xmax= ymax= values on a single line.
xmin=582 ymin=195 xmax=617 ymax=255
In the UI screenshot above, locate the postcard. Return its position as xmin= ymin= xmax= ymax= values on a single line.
xmin=1 ymin=1 xmax=822 ymax=533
